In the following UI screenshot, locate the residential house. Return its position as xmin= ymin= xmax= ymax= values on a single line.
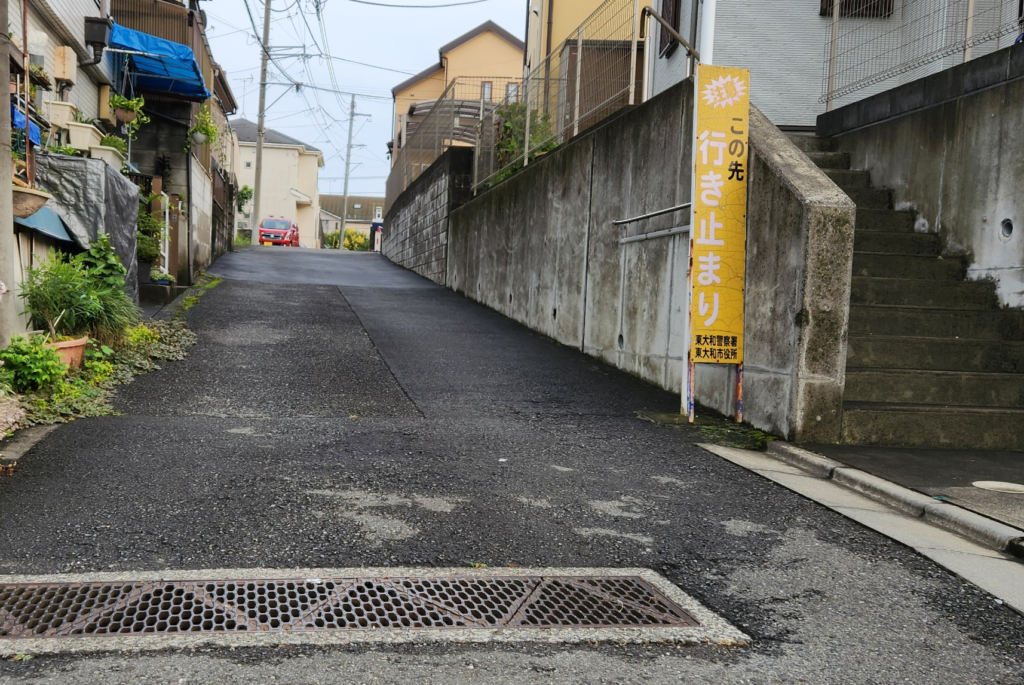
xmin=390 ymin=21 xmax=524 ymax=161
xmin=232 ymin=118 xmax=323 ymax=248
xmin=320 ymin=194 xmax=383 ymax=241
xmin=108 ymin=0 xmax=240 ymax=284
xmin=522 ymin=0 xmax=603 ymax=73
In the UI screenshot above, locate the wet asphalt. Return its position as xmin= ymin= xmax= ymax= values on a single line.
xmin=0 ymin=247 xmax=1022 ymax=684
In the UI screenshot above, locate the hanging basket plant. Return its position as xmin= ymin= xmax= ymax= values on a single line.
xmin=186 ymin=103 xmax=218 ymax=152
xmin=108 ymin=94 xmax=150 ymax=139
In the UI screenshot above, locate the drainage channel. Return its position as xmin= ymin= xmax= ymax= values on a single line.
xmin=0 ymin=568 xmax=748 ymax=652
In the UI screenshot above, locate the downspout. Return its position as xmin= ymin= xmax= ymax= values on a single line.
xmin=688 ymin=0 xmax=699 ymax=76
xmin=80 ymin=0 xmax=111 ymax=67
xmin=542 ymin=0 xmax=553 ymax=115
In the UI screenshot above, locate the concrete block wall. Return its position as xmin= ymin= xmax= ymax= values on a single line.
xmin=388 ymin=80 xmax=856 ymax=442
xmin=382 ymin=148 xmax=473 ymax=286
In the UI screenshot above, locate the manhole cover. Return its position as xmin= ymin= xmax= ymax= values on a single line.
xmin=0 ymin=575 xmax=698 ymax=639
xmin=972 ymin=481 xmax=1024 ymax=494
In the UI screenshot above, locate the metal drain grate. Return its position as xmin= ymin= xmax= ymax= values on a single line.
xmin=0 ymin=576 xmax=699 ymax=639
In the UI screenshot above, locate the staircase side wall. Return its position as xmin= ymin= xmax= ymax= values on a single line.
xmin=819 ymin=43 xmax=1024 ymax=307
xmin=700 ymin=110 xmax=856 ymax=442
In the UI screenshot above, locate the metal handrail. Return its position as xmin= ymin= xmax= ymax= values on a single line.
xmin=612 ymin=202 xmax=691 ymax=225
xmin=639 ymin=6 xmax=700 ymax=61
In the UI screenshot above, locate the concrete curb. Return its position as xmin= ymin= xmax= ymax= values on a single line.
xmin=765 ymin=442 xmax=1024 ymax=559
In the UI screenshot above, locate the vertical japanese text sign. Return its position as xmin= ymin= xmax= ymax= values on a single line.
xmin=690 ymin=64 xmax=749 ymax=367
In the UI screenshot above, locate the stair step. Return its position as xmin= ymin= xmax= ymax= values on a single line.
xmin=844 ymin=368 xmax=1024 ymax=407
xmin=851 ymin=277 xmax=998 ymax=309
xmin=825 ymin=169 xmax=871 ymax=189
xmin=806 ymin=151 xmax=850 ymax=169
xmin=852 ymin=253 xmax=964 ymax=281
xmin=846 ymin=335 xmax=1024 ymax=373
xmin=788 ymin=134 xmax=835 ymax=152
xmin=849 ymin=304 xmax=1024 ymax=341
xmin=854 ymin=231 xmax=940 ymax=255
xmin=842 ymin=402 xmax=1024 ymax=450
xmin=857 ymin=208 xmax=916 ymax=233
xmin=845 ymin=187 xmax=893 ymax=210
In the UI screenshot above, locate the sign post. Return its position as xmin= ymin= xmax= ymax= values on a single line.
xmin=686 ymin=63 xmax=750 ymax=423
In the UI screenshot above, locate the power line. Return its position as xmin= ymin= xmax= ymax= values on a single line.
xmin=346 ymin=0 xmax=494 ymax=6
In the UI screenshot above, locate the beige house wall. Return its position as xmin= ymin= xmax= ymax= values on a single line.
xmin=525 ymin=0 xmax=604 ymax=70
xmin=444 ymin=32 xmax=523 ymax=82
xmin=392 ymin=68 xmax=445 ymax=154
xmin=236 ymin=143 xmax=322 ymax=247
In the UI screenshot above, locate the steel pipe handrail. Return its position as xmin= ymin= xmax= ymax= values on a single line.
xmin=612 ymin=202 xmax=691 ymax=226
xmin=639 ymin=6 xmax=700 ymax=62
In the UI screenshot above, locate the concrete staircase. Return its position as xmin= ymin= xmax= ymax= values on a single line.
xmin=790 ymin=134 xmax=1024 ymax=450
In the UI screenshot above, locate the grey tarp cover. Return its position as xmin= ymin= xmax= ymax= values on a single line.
xmin=34 ymin=153 xmax=140 ymax=301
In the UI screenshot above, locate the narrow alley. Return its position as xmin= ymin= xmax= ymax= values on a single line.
xmin=0 ymin=248 xmax=1020 ymax=683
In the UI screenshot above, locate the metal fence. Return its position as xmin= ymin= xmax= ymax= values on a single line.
xmin=385 ymin=76 xmax=518 ymax=212
xmin=473 ymin=0 xmax=642 ymax=190
xmin=821 ymin=0 xmax=1023 ymax=107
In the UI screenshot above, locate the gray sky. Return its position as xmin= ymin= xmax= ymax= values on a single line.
xmin=205 ymin=0 xmax=525 ymax=198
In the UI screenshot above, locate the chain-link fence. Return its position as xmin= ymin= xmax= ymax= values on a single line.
xmin=385 ymin=77 xmax=518 ymax=212
xmin=473 ymin=0 xmax=643 ymax=190
xmin=821 ymin=0 xmax=1023 ymax=106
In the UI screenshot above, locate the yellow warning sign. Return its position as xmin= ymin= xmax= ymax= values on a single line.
xmin=690 ymin=64 xmax=749 ymax=364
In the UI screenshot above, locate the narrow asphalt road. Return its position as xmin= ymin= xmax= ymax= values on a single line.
xmin=1 ymin=247 xmax=1022 ymax=683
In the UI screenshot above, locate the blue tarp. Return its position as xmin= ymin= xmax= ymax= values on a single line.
xmin=10 ymin=103 xmax=41 ymax=146
xmin=13 ymin=205 xmax=73 ymax=242
xmin=109 ymin=22 xmax=210 ymax=101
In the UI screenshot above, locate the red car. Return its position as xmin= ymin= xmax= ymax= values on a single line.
xmin=258 ymin=217 xmax=300 ymax=246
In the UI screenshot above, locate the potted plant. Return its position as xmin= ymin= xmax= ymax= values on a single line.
xmin=43 ymin=101 xmax=77 ymax=130
xmin=136 ymin=232 xmax=160 ymax=289
xmin=18 ymin=252 xmax=99 ymax=367
xmin=67 ymin=113 xmax=104 ymax=151
xmin=109 ymin=94 xmax=150 ymax=139
xmin=11 ymin=186 xmax=52 ymax=218
xmin=90 ymin=134 xmax=126 ymax=168
xmin=186 ymin=103 xmax=218 ymax=150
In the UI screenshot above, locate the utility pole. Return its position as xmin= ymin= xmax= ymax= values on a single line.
xmin=252 ymin=0 xmax=273 ymax=229
xmin=339 ymin=94 xmax=355 ymax=248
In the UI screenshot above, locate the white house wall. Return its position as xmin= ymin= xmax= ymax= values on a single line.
xmin=11 ymin=0 xmax=111 ymax=120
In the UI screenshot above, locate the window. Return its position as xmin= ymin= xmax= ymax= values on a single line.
xmin=481 ymin=81 xmax=493 ymax=102
xmin=245 ymin=161 xmax=252 ymax=168
xmin=354 ymin=203 xmax=362 ymax=209
xmin=506 ymin=82 xmax=519 ymax=103
xmin=819 ymin=0 xmax=893 ymax=17
xmin=659 ymin=0 xmax=681 ymax=56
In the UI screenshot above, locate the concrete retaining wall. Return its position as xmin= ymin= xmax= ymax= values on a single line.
xmin=819 ymin=43 xmax=1024 ymax=307
xmin=382 ymin=148 xmax=472 ymax=285
xmin=388 ymin=80 xmax=856 ymax=441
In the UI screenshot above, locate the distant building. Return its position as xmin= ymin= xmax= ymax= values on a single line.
xmin=389 ymin=21 xmax=525 ymax=162
xmin=320 ymin=195 xmax=384 ymax=241
xmin=523 ymin=0 xmax=604 ymax=73
xmin=232 ymin=119 xmax=324 ymax=248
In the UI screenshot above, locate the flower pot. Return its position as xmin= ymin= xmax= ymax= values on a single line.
xmin=66 ymin=121 xmax=103 ymax=151
xmin=191 ymin=131 xmax=207 ymax=145
xmin=46 ymin=336 xmax=89 ymax=368
xmin=137 ymin=260 xmax=153 ymax=289
xmin=89 ymin=145 xmax=125 ymax=169
xmin=44 ymin=101 xmax=77 ymax=130
xmin=115 ymin=108 xmax=136 ymax=123
xmin=12 ymin=187 xmax=52 ymax=218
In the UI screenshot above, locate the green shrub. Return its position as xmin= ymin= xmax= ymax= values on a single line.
xmin=343 ymin=229 xmax=369 ymax=252
xmin=0 ymin=336 xmax=66 ymax=392
xmin=82 ymin=234 xmax=127 ymax=289
xmin=324 ymin=231 xmax=341 ymax=249
xmin=99 ymin=134 xmax=127 ymax=156
xmin=137 ymin=232 xmax=160 ymax=263
xmin=236 ymin=185 xmax=253 ymax=211
xmin=20 ymin=248 xmax=139 ymax=345
xmin=234 ymin=232 xmax=251 ymax=247
xmin=126 ymin=324 xmax=160 ymax=347
xmin=19 ymin=252 xmax=101 ymax=339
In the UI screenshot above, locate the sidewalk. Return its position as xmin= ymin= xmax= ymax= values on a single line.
xmin=806 ymin=444 xmax=1024 ymax=530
